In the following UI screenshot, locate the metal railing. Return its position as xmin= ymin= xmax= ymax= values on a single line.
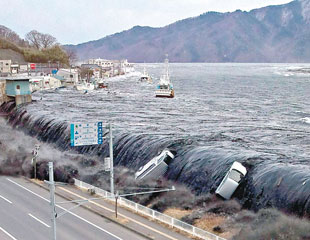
xmin=73 ymin=179 xmax=226 ymax=240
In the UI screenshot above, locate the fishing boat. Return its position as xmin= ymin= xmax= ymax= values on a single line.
xmin=75 ymin=80 xmax=95 ymax=91
xmin=96 ymin=78 xmax=108 ymax=89
xmin=139 ymin=66 xmax=152 ymax=83
xmin=155 ymin=55 xmax=174 ymax=98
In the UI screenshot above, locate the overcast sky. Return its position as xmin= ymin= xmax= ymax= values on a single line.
xmin=2 ymin=0 xmax=292 ymax=45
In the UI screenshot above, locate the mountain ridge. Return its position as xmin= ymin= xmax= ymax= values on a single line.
xmin=65 ymin=0 xmax=310 ymax=62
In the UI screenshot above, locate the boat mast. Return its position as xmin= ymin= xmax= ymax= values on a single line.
xmin=143 ymin=62 xmax=146 ymax=75
xmin=165 ymin=54 xmax=169 ymax=82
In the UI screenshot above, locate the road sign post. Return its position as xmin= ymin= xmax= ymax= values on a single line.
xmin=70 ymin=121 xmax=114 ymax=195
xmin=109 ymin=123 xmax=114 ymax=195
xmin=48 ymin=162 xmax=57 ymax=240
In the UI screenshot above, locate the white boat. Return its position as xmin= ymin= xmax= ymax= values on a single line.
xmin=135 ymin=149 xmax=175 ymax=181
xmin=139 ymin=66 xmax=152 ymax=83
xmin=75 ymin=81 xmax=95 ymax=91
xmin=155 ymin=55 xmax=174 ymax=98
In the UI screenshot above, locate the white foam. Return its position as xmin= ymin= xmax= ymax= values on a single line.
xmin=301 ymin=117 xmax=310 ymax=124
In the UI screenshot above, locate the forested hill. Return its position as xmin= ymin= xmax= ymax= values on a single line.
xmin=65 ymin=0 xmax=310 ymax=62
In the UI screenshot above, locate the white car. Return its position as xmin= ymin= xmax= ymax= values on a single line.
xmin=215 ymin=161 xmax=247 ymax=200
xmin=135 ymin=150 xmax=175 ymax=181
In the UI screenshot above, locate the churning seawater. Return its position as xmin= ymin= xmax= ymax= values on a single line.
xmin=7 ymin=63 xmax=310 ymax=215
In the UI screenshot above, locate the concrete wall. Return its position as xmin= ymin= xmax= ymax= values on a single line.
xmin=0 ymin=81 xmax=7 ymax=105
xmin=15 ymin=95 xmax=32 ymax=106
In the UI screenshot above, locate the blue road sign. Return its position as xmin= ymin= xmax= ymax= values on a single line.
xmin=70 ymin=121 xmax=103 ymax=146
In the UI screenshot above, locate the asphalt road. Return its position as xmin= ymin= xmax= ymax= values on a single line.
xmin=0 ymin=176 xmax=147 ymax=240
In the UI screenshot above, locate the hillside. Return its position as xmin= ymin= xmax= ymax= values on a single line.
xmin=0 ymin=26 xmax=70 ymax=65
xmin=65 ymin=0 xmax=310 ymax=62
xmin=0 ymin=49 xmax=26 ymax=63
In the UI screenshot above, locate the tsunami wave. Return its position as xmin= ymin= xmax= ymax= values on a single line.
xmin=1 ymin=101 xmax=310 ymax=217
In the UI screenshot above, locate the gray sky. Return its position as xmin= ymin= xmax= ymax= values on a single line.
xmin=2 ymin=0 xmax=292 ymax=45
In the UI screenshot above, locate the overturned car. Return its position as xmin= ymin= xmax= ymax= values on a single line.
xmin=135 ymin=149 xmax=175 ymax=181
xmin=215 ymin=161 xmax=247 ymax=200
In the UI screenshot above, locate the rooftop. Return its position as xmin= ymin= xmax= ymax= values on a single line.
xmin=5 ymin=77 xmax=30 ymax=81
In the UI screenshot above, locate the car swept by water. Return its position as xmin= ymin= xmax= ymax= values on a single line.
xmin=216 ymin=161 xmax=247 ymax=200
xmin=135 ymin=149 xmax=175 ymax=181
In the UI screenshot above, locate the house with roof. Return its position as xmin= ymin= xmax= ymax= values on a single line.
xmin=5 ymin=77 xmax=32 ymax=105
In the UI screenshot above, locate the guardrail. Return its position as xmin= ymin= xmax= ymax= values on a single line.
xmin=73 ymin=178 xmax=226 ymax=240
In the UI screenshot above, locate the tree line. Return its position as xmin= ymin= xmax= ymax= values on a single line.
xmin=0 ymin=25 xmax=76 ymax=65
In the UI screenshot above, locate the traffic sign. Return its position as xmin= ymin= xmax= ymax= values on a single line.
xmin=30 ymin=63 xmax=36 ymax=70
xmin=70 ymin=122 xmax=103 ymax=146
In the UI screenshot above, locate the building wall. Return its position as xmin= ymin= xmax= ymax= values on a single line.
xmin=6 ymin=81 xmax=31 ymax=96
xmin=0 ymin=60 xmax=12 ymax=73
xmin=57 ymin=69 xmax=79 ymax=83
xmin=15 ymin=95 xmax=32 ymax=106
xmin=0 ymin=81 xmax=7 ymax=105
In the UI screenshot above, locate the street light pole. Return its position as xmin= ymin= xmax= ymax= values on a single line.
xmin=109 ymin=123 xmax=114 ymax=195
xmin=32 ymin=144 xmax=40 ymax=179
xmin=48 ymin=162 xmax=57 ymax=240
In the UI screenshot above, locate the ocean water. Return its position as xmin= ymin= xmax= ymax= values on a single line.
xmin=29 ymin=63 xmax=310 ymax=160
xmin=8 ymin=63 xmax=310 ymax=215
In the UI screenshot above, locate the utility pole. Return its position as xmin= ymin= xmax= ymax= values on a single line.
xmin=115 ymin=191 xmax=119 ymax=218
xmin=109 ymin=123 xmax=114 ymax=195
xmin=48 ymin=162 xmax=57 ymax=240
xmin=32 ymin=144 xmax=40 ymax=179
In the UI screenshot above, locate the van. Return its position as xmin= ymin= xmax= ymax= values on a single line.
xmin=215 ymin=161 xmax=247 ymax=200
xmin=135 ymin=149 xmax=175 ymax=181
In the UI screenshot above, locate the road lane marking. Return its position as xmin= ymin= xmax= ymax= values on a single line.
xmin=28 ymin=213 xmax=50 ymax=228
xmin=0 ymin=226 xmax=17 ymax=240
xmin=59 ymin=187 xmax=178 ymax=240
xmin=0 ymin=195 xmax=12 ymax=204
xmin=6 ymin=178 xmax=122 ymax=240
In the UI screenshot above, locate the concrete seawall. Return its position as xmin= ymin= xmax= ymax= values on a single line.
xmin=0 ymin=81 xmax=7 ymax=105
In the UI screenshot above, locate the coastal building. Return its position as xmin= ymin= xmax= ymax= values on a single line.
xmin=121 ymin=59 xmax=134 ymax=73
xmin=0 ymin=60 xmax=11 ymax=73
xmin=5 ymin=77 xmax=32 ymax=105
xmin=81 ymin=64 xmax=102 ymax=79
xmin=56 ymin=68 xmax=79 ymax=85
xmin=19 ymin=64 xmax=28 ymax=73
xmin=11 ymin=64 xmax=19 ymax=74
xmin=88 ymin=58 xmax=114 ymax=68
xmin=0 ymin=60 xmax=32 ymax=75
xmin=86 ymin=58 xmax=134 ymax=77
xmin=29 ymin=76 xmax=62 ymax=92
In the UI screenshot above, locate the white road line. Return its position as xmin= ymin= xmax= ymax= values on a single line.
xmin=28 ymin=213 xmax=50 ymax=228
xmin=0 ymin=195 xmax=12 ymax=204
xmin=6 ymin=178 xmax=122 ymax=240
xmin=0 ymin=226 xmax=18 ymax=240
xmin=59 ymin=187 xmax=179 ymax=240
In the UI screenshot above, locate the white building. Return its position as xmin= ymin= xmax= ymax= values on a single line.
xmin=88 ymin=58 xmax=114 ymax=68
xmin=30 ymin=76 xmax=62 ymax=92
xmin=121 ymin=59 xmax=135 ymax=73
xmin=56 ymin=68 xmax=79 ymax=84
xmin=0 ymin=60 xmax=11 ymax=73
